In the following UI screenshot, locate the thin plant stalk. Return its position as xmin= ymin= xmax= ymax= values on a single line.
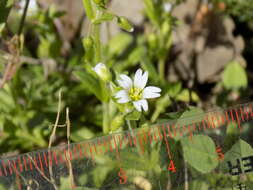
xmin=18 ymin=0 xmax=30 ymax=35
xmin=66 ymin=108 xmax=76 ymax=188
xmin=103 ymin=102 xmax=110 ymax=133
xmin=48 ymin=89 xmax=63 ymax=190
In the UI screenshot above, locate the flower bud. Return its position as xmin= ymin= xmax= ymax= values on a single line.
xmin=163 ymin=3 xmax=172 ymax=13
xmin=82 ymin=36 xmax=94 ymax=51
xmin=147 ymin=33 xmax=158 ymax=49
xmin=117 ymin=16 xmax=134 ymax=33
xmin=161 ymin=21 xmax=171 ymax=36
xmin=92 ymin=63 xmax=111 ymax=82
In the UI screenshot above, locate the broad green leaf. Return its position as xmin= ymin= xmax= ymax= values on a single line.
xmin=108 ymin=33 xmax=133 ymax=56
xmin=221 ymin=139 xmax=253 ymax=173
xmin=222 ymin=61 xmax=248 ymax=90
xmin=181 ymin=135 xmax=218 ymax=173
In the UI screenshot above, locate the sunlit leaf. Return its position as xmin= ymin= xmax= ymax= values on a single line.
xmin=222 ymin=61 xmax=248 ymax=90
xmin=181 ymin=135 xmax=218 ymax=173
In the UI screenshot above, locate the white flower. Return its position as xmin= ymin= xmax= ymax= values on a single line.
xmin=163 ymin=3 xmax=172 ymax=13
xmin=115 ymin=69 xmax=161 ymax=112
xmin=92 ymin=63 xmax=111 ymax=81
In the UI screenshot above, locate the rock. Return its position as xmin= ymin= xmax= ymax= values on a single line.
xmin=170 ymin=0 xmax=246 ymax=84
xmin=197 ymin=46 xmax=233 ymax=83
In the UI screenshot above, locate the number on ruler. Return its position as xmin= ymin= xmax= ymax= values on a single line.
xmin=168 ymin=160 xmax=176 ymax=173
xmin=118 ymin=168 xmax=128 ymax=184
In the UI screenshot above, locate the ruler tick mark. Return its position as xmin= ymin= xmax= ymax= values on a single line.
xmin=18 ymin=156 xmax=23 ymax=173
xmin=22 ymin=156 xmax=27 ymax=171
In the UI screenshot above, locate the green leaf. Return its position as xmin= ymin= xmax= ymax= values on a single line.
xmin=178 ymin=107 xmax=204 ymax=121
xmin=143 ymin=0 xmax=159 ymax=26
xmin=71 ymin=127 xmax=95 ymax=142
xmin=140 ymin=58 xmax=159 ymax=82
xmin=181 ymin=135 xmax=218 ymax=173
xmin=221 ymin=139 xmax=253 ymax=173
xmin=128 ymin=46 xmax=145 ymax=65
xmin=223 ymin=122 xmax=240 ymax=151
xmin=176 ymin=89 xmax=199 ymax=102
xmin=173 ymin=107 xmax=204 ymax=140
xmin=151 ymin=94 xmax=171 ymax=122
xmin=0 ymin=0 xmax=13 ymax=24
xmin=92 ymin=166 xmax=113 ymax=187
xmin=125 ymin=110 xmax=141 ymax=120
xmin=222 ymin=61 xmax=248 ymax=90
xmin=108 ymin=33 xmax=133 ymax=56
xmin=167 ymin=82 xmax=182 ymax=98
xmin=74 ymin=70 xmax=105 ymax=102
xmin=93 ymin=12 xmax=115 ymax=24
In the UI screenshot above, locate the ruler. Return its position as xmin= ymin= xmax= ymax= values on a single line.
xmin=1 ymin=102 xmax=253 ymax=190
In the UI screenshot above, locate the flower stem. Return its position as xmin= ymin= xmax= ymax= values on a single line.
xmin=158 ymin=58 xmax=165 ymax=81
xmin=94 ymin=21 xmax=102 ymax=62
xmin=126 ymin=120 xmax=143 ymax=157
xmin=102 ymin=102 xmax=110 ymax=133
xmin=18 ymin=0 xmax=30 ymax=35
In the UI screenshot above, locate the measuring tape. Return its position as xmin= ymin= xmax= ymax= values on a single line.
xmin=1 ymin=102 xmax=253 ymax=190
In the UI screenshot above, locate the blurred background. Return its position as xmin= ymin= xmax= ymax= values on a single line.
xmin=0 ymin=0 xmax=253 ymax=155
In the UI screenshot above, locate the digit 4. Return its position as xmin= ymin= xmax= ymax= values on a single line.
xmin=168 ymin=160 xmax=176 ymax=173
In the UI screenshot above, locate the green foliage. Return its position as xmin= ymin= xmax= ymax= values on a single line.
xmin=214 ymin=0 xmax=253 ymax=22
xmin=0 ymin=0 xmax=252 ymax=189
xmin=0 ymin=0 xmax=13 ymax=24
xmin=221 ymin=139 xmax=253 ymax=173
xmin=181 ymin=135 xmax=219 ymax=173
xmin=222 ymin=61 xmax=248 ymax=90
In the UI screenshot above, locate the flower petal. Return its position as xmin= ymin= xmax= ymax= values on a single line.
xmin=134 ymin=69 xmax=148 ymax=89
xmin=117 ymin=74 xmax=132 ymax=89
xmin=133 ymin=99 xmax=148 ymax=112
xmin=143 ymin=86 xmax=161 ymax=99
xmin=115 ymin=90 xmax=130 ymax=103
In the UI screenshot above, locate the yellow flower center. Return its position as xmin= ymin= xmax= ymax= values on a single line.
xmin=129 ymin=87 xmax=143 ymax=101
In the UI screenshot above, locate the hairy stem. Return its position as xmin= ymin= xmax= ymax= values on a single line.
xmin=158 ymin=58 xmax=165 ymax=81
xmin=18 ymin=0 xmax=30 ymax=35
xmin=94 ymin=23 xmax=102 ymax=62
xmin=102 ymin=102 xmax=110 ymax=133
